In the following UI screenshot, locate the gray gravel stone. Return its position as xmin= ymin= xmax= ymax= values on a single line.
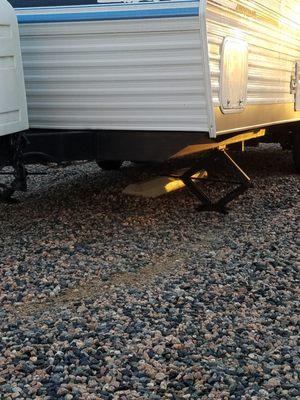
xmin=0 ymin=145 xmax=299 ymax=399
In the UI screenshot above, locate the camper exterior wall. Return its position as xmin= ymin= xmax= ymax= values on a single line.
xmin=16 ymin=1 xmax=215 ymax=135
xmin=12 ymin=0 xmax=300 ymax=142
xmin=207 ymin=0 xmax=300 ymax=134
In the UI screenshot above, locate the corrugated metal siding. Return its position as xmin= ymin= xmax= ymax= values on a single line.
xmin=207 ymin=0 xmax=300 ymax=107
xmin=19 ymin=16 xmax=210 ymax=131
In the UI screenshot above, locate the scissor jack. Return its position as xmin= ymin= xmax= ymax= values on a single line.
xmin=168 ymin=148 xmax=252 ymax=214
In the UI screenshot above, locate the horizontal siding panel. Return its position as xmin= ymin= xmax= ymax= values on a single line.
xmin=28 ymin=100 xmax=207 ymax=109
xmin=25 ymin=84 xmax=206 ymax=95
xmin=20 ymin=30 xmax=200 ymax=48
xmin=29 ymin=113 xmax=208 ymax=122
xmin=28 ymin=117 xmax=209 ymax=130
xmin=19 ymin=17 xmax=198 ymax=35
xmin=19 ymin=15 xmax=210 ymax=132
xmin=25 ymin=71 xmax=205 ymax=82
xmin=22 ymin=41 xmax=202 ymax=53
xmin=22 ymin=48 xmax=203 ymax=66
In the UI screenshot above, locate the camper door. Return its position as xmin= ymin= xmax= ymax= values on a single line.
xmin=0 ymin=0 xmax=28 ymax=137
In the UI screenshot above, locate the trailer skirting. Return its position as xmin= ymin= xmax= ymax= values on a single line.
xmin=23 ymin=129 xmax=211 ymax=163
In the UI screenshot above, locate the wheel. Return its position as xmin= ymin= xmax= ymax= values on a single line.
xmin=96 ymin=160 xmax=123 ymax=170
xmin=292 ymin=133 xmax=300 ymax=173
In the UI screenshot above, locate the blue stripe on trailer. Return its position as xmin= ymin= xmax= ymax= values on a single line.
xmin=14 ymin=0 xmax=198 ymax=10
xmin=17 ymin=6 xmax=199 ymax=23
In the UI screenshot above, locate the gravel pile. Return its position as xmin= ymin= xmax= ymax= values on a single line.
xmin=0 ymin=144 xmax=299 ymax=399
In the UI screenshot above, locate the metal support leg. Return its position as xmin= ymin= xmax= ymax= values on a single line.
xmin=176 ymin=149 xmax=252 ymax=213
xmin=0 ymin=133 xmax=28 ymax=203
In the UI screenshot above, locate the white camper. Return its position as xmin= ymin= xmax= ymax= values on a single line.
xmin=12 ymin=0 xmax=300 ymax=135
xmin=0 ymin=0 xmax=300 ymax=206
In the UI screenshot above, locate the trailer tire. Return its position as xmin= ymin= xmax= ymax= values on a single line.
xmin=96 ymin=160 xmax=123 ymax=170
xmin=292 ymin=134 xmax=300 ymax=173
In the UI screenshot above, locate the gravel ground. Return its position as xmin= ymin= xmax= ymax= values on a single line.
xmin=0 ymin=144 xmax=299 ymax=400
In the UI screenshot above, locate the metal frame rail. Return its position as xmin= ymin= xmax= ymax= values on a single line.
xmin=0 ymin=129 xmax=265 ymax=207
